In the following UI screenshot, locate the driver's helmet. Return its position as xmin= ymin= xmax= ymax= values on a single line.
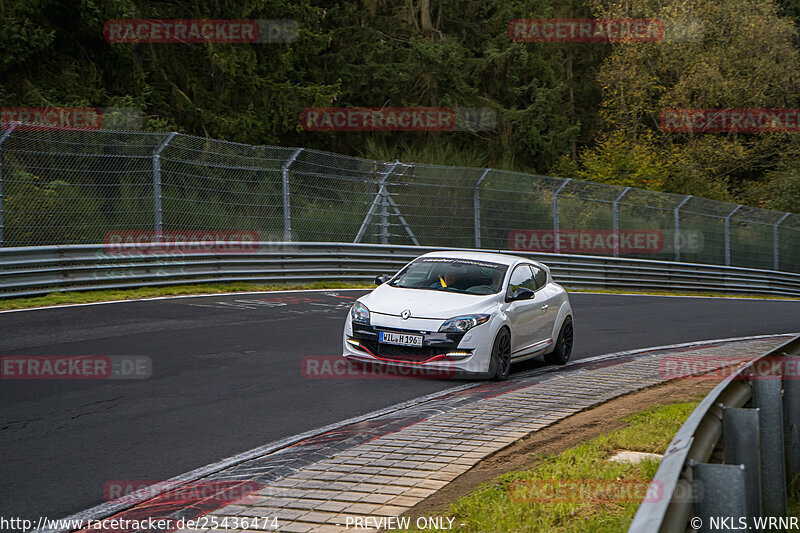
xmin=441 ymin=263 xmax=468 ymax=287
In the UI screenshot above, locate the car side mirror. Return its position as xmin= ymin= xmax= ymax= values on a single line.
xmin=375 ymin=274 xmax=391 ymax=285
xmin=508 ymin=287 xmax=535 ymax=301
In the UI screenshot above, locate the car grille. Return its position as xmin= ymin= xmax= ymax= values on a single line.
xmin=351 ymin=325 xmax=466 ymax=363
xmin=358 ymin=340 xmax=446 ymax=362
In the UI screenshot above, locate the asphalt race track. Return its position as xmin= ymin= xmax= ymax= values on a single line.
xmin=1 ymin=290 xmax=798 ymax=521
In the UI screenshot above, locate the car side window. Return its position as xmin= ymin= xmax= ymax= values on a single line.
xmin=532 ymin=266 xmax=547 ymax=289
xmin=507 ymin=265 xmax=536 ymax=297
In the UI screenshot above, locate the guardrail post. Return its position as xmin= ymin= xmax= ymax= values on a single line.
xmin=553 ymin=178 xmax=570 ymax=254
xmin=674 ymin=195 xmax=691 ymax=262
xmin=473 ymin=168 xmax=490 ymax=248
xmin=751 ymin=378 xmax=787 ymax=517
xmin=773 ymin=213 xmax=791 ymax=271
xmin=0 ymin=122 xmax=20 ymax=248
xmin=612 ymin=187 xmax=630 ymax=257
xmin=722 ymin=406 xmax=762 ymax=518
xmin=783 ymin=356 xmax=800 ymax=481
xmin=692 ymin=463 xmax=748 ymax=532
xmin=282 ymin=148 xmax=302 ymax=242
xmin=724 ymin=205 xmax=742 ymax=266
xmin=153 ymin=132 xmax=177 ymax=241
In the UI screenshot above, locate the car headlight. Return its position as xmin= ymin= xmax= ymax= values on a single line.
xmin=350 ymin=301 xmax=370 ymax=325
xmin=438 ymin=314 xmax=490 ymax=333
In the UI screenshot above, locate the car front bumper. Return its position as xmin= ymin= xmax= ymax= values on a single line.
xmin=342 ymin=315 xmax=494 ymax=377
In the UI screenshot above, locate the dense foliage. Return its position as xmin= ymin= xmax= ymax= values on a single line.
xmin=1 ymin=0 xmax=799 ymax=211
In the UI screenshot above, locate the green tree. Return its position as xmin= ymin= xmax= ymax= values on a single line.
xmin=586 ymin=0 xmax=800 ymax=202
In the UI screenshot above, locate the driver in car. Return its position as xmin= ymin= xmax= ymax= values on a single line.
xmin=491 ymin=268 xmax=505 ymax=291
xmin=433 ymin=266 xmax=463 ymax=289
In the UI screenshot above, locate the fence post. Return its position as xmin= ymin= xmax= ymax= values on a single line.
xmin=354 ymin=160 xmax=399 ymax=244
xmin=380 ymin=185 xmax=389 ymax=244
xmin=724 ymin=204 xmax=742 ymax=266
xmin=674 ymin=195 xmax=691 ymax=262
xmin=153 ymin=132 xmax=177 ymax=241
xmin=612 ymin=187 xmax=630 ymax=257
xmin=553 ymin=178 xmax=570 ymax=254
xmin=0 ymin=122 xmax=19 ymax=248
xmin=282 ymin=148 xmax=302 ymax=242
xmin=378 ymin=162 xmax=400 ymax=245
xmin=473 ymin=168 xmax=490 ymax=248
xmin=774 ymin=213 xmax=791 ymax=271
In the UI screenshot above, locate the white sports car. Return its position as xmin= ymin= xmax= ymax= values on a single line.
xmin=342 ymin=251 xmax=574 ymax=380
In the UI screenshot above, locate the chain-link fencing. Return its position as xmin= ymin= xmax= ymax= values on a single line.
xmin=1 ymin=122 xmax=798 ymax=273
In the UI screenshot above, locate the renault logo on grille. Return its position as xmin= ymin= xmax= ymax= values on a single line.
xmin=401 ymin=309 xmax=411 ymax=320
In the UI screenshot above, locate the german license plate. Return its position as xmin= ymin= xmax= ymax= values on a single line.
xmin=379 ymin=331 xmax=423 ymax=347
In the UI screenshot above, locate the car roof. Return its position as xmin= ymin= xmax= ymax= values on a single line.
xmin=418 ymin=250 xmax=545 ymax=268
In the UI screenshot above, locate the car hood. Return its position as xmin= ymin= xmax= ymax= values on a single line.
xmin=360 ymin=284 xmax=498 ymax=319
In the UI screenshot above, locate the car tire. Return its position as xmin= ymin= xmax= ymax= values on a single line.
xmin=489 ymin=328 xmax=512 ymax=381
xmin=544 ymin=316 xmax=573 ymax=365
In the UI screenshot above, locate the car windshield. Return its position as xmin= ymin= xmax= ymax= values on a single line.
xmin=388 ymin=258 xmax=508 ymax=295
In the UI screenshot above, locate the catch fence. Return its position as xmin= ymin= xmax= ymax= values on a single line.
xmin=1 ymin=122 xmax=797 ymax=273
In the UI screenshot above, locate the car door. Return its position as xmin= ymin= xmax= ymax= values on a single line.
xmin=531 ymin=265 xmax=559 ymax=341
xmin=504 ymin=264 xmax=550 ymax=356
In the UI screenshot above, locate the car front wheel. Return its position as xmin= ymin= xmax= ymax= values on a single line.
xmin=489 ymin=328 xmax=512 ymax=381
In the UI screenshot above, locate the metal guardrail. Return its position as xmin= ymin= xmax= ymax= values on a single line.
xmin=629 ymin=335 xmax=800 ymax=533
xmin=1 ymin=242 xmax=800 ymax=299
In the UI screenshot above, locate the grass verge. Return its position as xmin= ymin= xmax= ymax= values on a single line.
xmin=568 ymin=287 xmax=800 ymax=300
xmin=1 ymin=283 xmax=796 ymax=311
xmin=0 ymin=281 xmax=373 ymax=311
xmin=395 ymin=398 xmax=701 ymax=533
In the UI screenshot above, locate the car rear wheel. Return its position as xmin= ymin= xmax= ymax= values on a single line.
xmin=544 ymin=316 xmax=573 ymax=365
xmin=489 ymin=328 xmax=512 ymax=381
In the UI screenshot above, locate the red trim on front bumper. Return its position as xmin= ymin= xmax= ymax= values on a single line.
xmin=349 ymin=341 xmax=450 ymax=365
